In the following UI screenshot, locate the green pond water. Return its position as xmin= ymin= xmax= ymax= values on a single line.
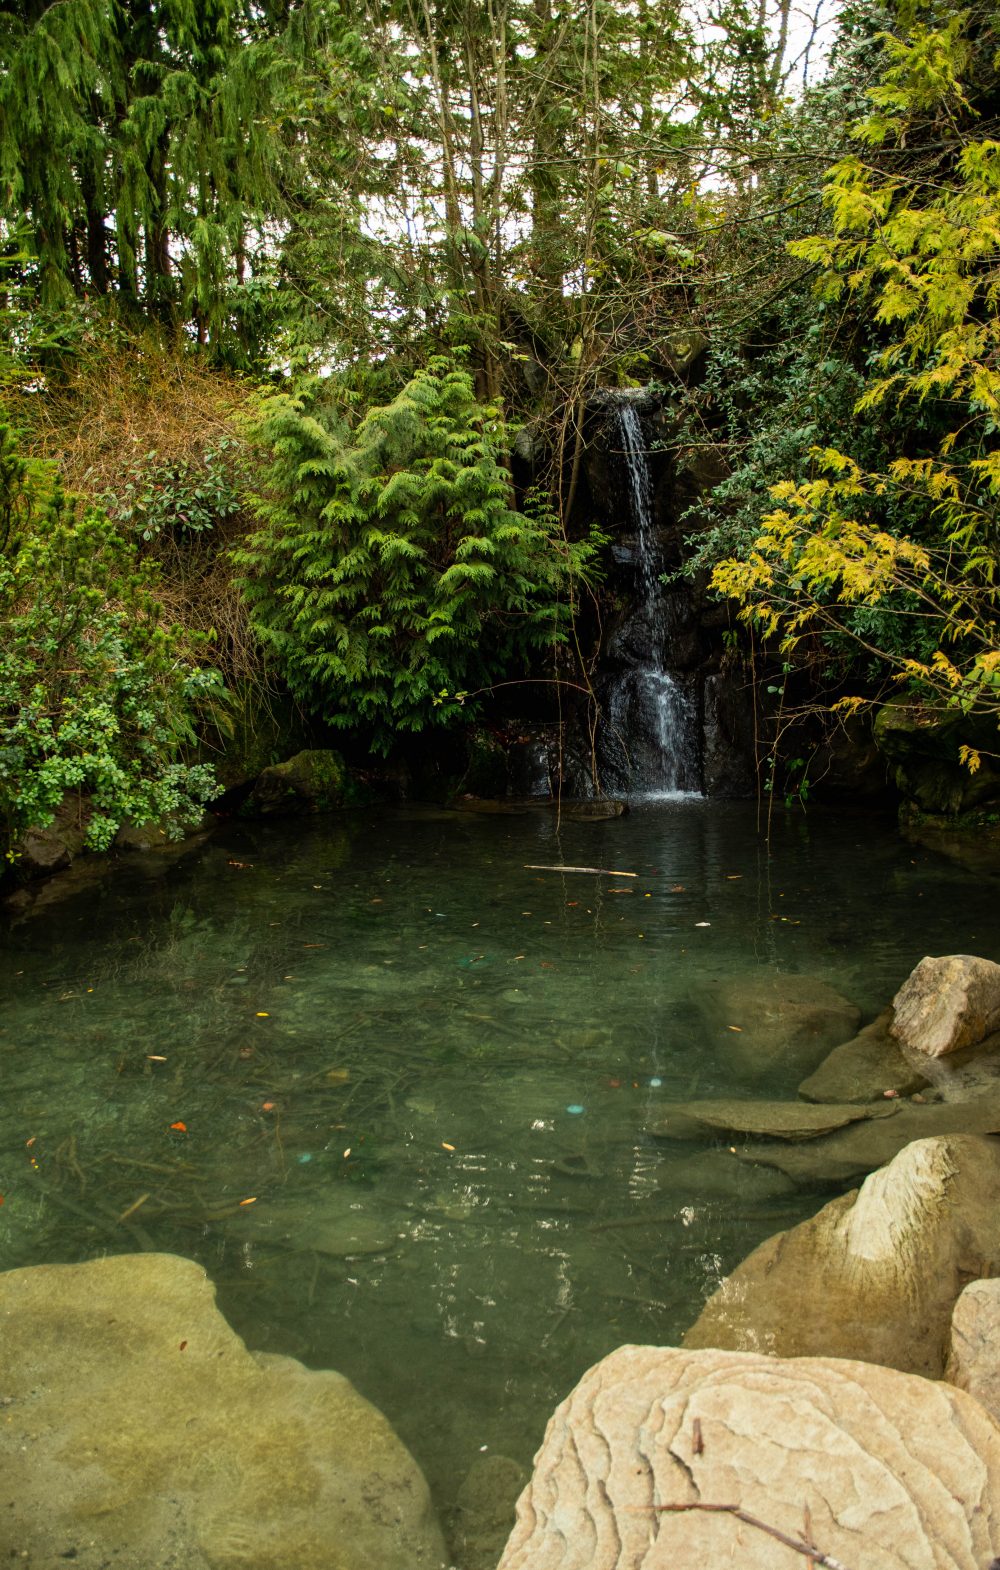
xmin=3 ymin=797 xmax=999 ymax=1560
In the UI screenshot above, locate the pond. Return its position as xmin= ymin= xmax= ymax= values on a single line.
xmin=3 ymin=797 xmax=999 ymax=1562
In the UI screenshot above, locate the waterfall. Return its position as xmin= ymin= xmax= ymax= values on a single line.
xmin=599 ymin=396 xmax=701 ymax=799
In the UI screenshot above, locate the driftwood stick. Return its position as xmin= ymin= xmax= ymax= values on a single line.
xmin=639 ymin=1501 xmax=852 ymax=1570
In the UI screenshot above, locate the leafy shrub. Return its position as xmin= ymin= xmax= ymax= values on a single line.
xmin=99 ymin=438 xmax=242 ymax=541
xmin=0 ymin=426 xmax=222 ymax=859
xmin=235 ymin=359 xmax=600 ymax=747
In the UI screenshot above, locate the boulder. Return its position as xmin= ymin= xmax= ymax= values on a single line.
xmin=0 ymin=1252 xmax=446 ymax=1570
xmin=892 ymin=954 xmax=1000 ymax=1058
xmin=498 ymin=1343 xmax=1000 ymax=1570
xmin=691 ymin=971 xmax=860 ymax=1084
xmin=15 ymin=795 xmax=89 ymax=877
xmin=248 ymin=748 xmax=349 ymax=816
xmin=684 ymin=1134 xmax=1000 ymax=1377
xmin=798 ymin=1009 xmax=930 ymax=1102
xmin=946 ymin=1279 xmax=1000 ymax=1424
xmin=648 ymin=1096 xmax=899 ymax=1143
xmin=114 ymin=813 xmax=213 ymax=853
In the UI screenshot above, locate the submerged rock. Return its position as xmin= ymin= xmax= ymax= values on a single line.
xmin=450 ymin=1454 xmax=528 ymax=1570
xmin=648 ymin=1095 xmax=898 ymax=1142
xmin=560 ymin=798 xmax=627 ymax=821
xmin=498 ymin=1342 xmax=1000 ymax=1570
xmin=892 ymin=953 xmax=1000 ymax=1058
xmin=946 ymin=1279 xmax=1000 ymax=1424
xmin=0 ymin=1252 xmax=445 ymax=1570
xmin=691 ymin=971 xmax=860 ymax=1083
xmin=684 ymin=1134 xmax=1000 ymax=1377
xmin=798 ymin=1008 xmax=931 ymax=1102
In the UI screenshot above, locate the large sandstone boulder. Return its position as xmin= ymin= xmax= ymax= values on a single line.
xmin=691 ymin=972 xmax=860 ymax=1083
xmin=684 ymin=1134 xmax=1000 ymax=1376
xmin=798 ymin=1009 xmax=930 ymax=1102
xmin=946 ymin=1278 xmax=1000 ymax=1425
xmin=892 ymin=954 xmax=1000 ymax=1058
xmin=0 ymin=1253 xmax=446 ymax=1570
xmin=498 ymin=1344 xmax=1000 ymax=1570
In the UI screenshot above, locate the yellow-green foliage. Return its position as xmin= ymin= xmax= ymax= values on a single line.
xmin=714 ymin=12 xmax=1000 ymax=722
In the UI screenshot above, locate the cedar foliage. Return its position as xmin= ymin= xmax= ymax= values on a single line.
xmin=235 ymin=360 xmax=601 ymax=745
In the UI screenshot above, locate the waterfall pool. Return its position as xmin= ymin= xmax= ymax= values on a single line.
xmin=2 ymin=798 xmax=997 ymax=1558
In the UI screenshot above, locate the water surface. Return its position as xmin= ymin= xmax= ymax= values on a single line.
xmin=2 ymin=799 xmax=997 ymax=1560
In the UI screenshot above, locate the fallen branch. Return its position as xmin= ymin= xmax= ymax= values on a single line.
xmin=524 ymin=864 xmax=637 ymax=876
xmin=639 ymin=1501 xmax=852 ymax=1569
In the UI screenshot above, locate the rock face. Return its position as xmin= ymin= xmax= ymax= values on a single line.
xmin=892 ymin=953 xmax=1000 ymax=1057
xmin=798 ymin=1009 xmax=930 ymax=1102
xmin=0 ymin=1252 xmax=446 ymax=1570
xmin=946 ymin=1279 xmax=1000 ymax=1424
xmin=692 ymin=972 xmax=860 ymax=1083
xmin=874 ymin=697 xmax=1000 ymax=814
xmin=249 ymin=747 xmax=349 ymax=816
xmin=685 ymin=1134 xmax=1000 ymax=1377
xmin=498 ymin=1343 xmax=1000 ymax=1570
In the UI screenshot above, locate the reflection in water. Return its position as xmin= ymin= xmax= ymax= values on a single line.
xmin=1 ymin=799 xmax=998 ymax=1560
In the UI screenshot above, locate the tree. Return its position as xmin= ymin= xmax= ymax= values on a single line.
xmin=234 ymin=358 xmax=601 ymax=745
xmin=711 ymin=3 xmax=1000 ymax=748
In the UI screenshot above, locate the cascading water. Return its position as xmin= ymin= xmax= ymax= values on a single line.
xmin=599 ymin=395 xmax=701 ymax=798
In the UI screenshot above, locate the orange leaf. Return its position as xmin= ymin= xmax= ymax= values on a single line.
xmin=170 ymin=1121 xmax=188 ymax=1132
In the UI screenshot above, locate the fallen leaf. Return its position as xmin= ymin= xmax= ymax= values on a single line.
xmin=255 ymin=1011 xmax=270 ymax=1018
xmin=239 ymin=1196 xmax=257 ymax=1206
xmin=179 ymin=1340 xmax=188 ymax=1351
xmin=441 ymin=1142 xmax=456 ymax=1152
xmin=147 ymin=1054 xmax=167 ymax=1062
xmin=671 ymin=884 xmax=685 ymax=892
xmin=261 ymin=1101 xmax=276 ymax=1112
xmin=170 ymin=1121 xmax=188 ymax=1132
xmin=727 ymin=1025 xmax=743 ymax=1033
xmin=343 ymin=1148 xmax=351 ymax=1158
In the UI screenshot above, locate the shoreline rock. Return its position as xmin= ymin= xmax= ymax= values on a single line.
xmin=684 ymin=1133 xmax=1000 ymax=1376
xmin=498 ymin=1343 xmax=1000 ymax=1570
xmin=0 ymin=1252 xmax=446 ymax=1570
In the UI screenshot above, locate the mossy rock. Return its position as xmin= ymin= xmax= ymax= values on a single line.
xmin=248 ymin=749 xmax=352 ymax=816
xmin=874 ymin=698 xmax=1000 ymax=814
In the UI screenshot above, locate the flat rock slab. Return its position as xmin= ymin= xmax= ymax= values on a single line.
xmin=735 ymin=1092 xmax=1000 ymax=1184
xmin=0 ymin=1253 xmax=446 ymax=1570
xmin=498 ymin=1343 xmax=1000 ymax=1570
xmin=799 ymin=1009 xmax=931 ymax=1103
xmin=649 ymin=1096 xmax=899 ymax=1142
xmin=893 ymin=953 xmax=1000 ymax=1057
xmin=685 ymin=1134 xmax=1000 ymax=1377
